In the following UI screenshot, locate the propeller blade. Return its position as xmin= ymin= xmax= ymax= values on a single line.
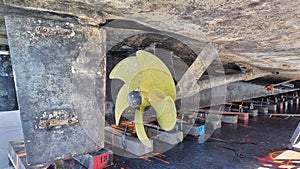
xmin=135 ymin=68 xmax=176 ymax=100
xmin=127 ymin=72 xmax=142 ymax=95
xmin=134 ymin=109 xmax=152 ymax=147
xmin=148 ymin=89 xmax=165 ymax=110
xmin=136 ymin=50 xmax=171 ymax=75
xmin=109 ymin=56 xmax=139 ymax=84
xmin=115 ymin=85 xmax=129 ymax=125
xmin=149 ymin=90 xmax=177 ymax=131
xmin=110 ymin=50 xmax=178 ymax=147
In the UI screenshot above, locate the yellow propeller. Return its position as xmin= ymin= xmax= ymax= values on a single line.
xmin=109 ymin=50 xmax=177 ymax=147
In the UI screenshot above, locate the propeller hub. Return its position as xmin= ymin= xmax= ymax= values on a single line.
xmin=127 ymin=91 xmax=142 ymax=109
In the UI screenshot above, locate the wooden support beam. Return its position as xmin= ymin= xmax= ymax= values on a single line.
xmin=188 ymin=109 xmax=248 ymax=116
xmin=269 ymin=114 xmax=300 ymax=118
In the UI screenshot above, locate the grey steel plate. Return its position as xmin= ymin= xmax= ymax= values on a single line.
xmin=5 ymin=15 xmax=106 ymax=165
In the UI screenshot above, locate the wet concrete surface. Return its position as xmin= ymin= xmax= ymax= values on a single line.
xmin=109 ymin=118 xmax=299 ymax=169
xmin=0 ymin=105 xmax=299 ymax=168
xmin=109 ymin=105 xmax=300 ymax=169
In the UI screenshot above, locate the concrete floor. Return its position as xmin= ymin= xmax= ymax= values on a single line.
xmin=1 ymin=105 xmax=299 ymax=168
xmin=110 ymin=114 xmax=299 ymax=168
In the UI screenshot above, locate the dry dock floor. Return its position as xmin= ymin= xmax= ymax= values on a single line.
xmin=1 ymin=105 xmax=299 ymax=168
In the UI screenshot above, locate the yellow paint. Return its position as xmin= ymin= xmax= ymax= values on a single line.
xmin=109 ymin=50 xmax=177 ymax=147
